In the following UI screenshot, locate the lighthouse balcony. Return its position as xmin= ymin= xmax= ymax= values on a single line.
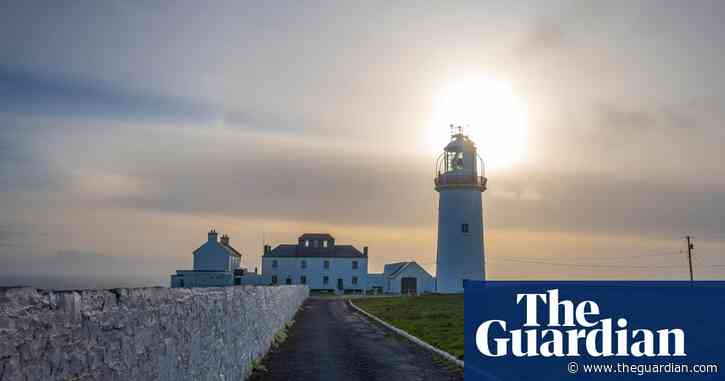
xmin=434 ymin=174 xmax=487 ymax=191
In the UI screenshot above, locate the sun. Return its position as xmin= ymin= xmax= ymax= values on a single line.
xmin=429 ymin=77 xmax=528 ymax=169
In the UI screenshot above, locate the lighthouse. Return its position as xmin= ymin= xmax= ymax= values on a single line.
xmin=434 ymin=127 xmax=487 ymax=293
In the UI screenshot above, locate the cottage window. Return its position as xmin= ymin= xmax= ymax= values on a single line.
xmin=323 ymin=276 xmax=329 ymax=285
xmin=271 ymin=275 xmax=278 ymax=285
xmin=285 ymin=278 xmax=292 ymax=285
xmin=324 ymin=260 xmax=330 ymax=269
xmin=305 ymin=240 xmax=310 ymax=247
xmin=301 ymin=260 xmax=307 ymax=269
xmin=323 ymin=240 xmax=328 ymax=248
xmin=461 ymin=223 xmax=469 ymax=233
xmin=352 ymin=276 xmax=358 ymax=285
xmin=300 ymin=276 xmax=307 ymax=284
xmin=352 ymin=261 xmax=358 ymax=270
xmin=272 ymin=260 xmax=278 ymax=268
xmin=313 ymin=240 xmax=320 ymax=248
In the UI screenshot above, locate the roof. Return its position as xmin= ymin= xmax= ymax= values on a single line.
xmin=445 ymin=134 xmax=476 ymax=152
xmin=192 ymin=241 xmax=241 ymax=257
xmin=264 ymin=244 xmax=366 ymax=258
xmin=220 ymin=242 xmax=242 ymax=257
xmin=383 ymin=261 xmax=432 ymax=279
xmin=299 ymin=233 xmax=335 ymax=240
xmin=384 ymin=262 xmax=410 ymax=278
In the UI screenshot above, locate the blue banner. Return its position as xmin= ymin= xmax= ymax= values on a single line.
xmin=464 ymin=281 xmax=724 ymax=380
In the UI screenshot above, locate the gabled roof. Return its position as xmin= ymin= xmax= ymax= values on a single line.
xmin=264 ymin=244 xmax=366 ymax=258
xmin=383 ymin=261 xmax=432 ymax=279
xmin=192 ymin=241 xmax=241 ymax=257
xmin=220 ymin=242 xmax=242 ymax=257
xmin=384 ymin=262 xmax=410 ymax=278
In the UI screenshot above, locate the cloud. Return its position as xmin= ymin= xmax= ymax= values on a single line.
xmin=0 ymin=225 xmax=20 ymax=248
xmin=512 ymin=21 xmax=569 ymax=60
xmin=0 ymin=65 xmax=213 ymax=122
xmin=595 ymin=103 xmax=657 ymax=129
xmin=594 ymin=102 xmax=701 ymax=132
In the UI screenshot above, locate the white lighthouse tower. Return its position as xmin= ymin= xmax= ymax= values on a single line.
xmin=434 ymin=126 xmax=487 ymax=293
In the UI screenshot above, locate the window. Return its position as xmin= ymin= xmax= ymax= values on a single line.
xmin=446 ymin=151 xmax=465 ymax=171
xmin=323 ymin=240 xmax=328 ymax=248
xmin=285 ymin=278 xmax=292 ymax=285
xmin=352 ymin=261 xmax=358 ymax=270
xmin=324 ymin=260 xmax=330 ymax=269
xmin=300 ymin=276 xmax=307 ymax=284
xmin=272 ymin=260 xmax=278 ymax=268
xmin=352 ymin=276 xmax=358 ymax=285
xmin=271 ymin=275 xmax=278 ymax=285
xmin=461 ymin=223 xmax=469 ymax=233
xmin=313 ymin=240 xmax=320 ymax=248
xmin=305 ymin=240 xmax=310 ymax=247
xmin=179 ymin=279 xmax=184 ymax=287
xmin=301 ymin=260 xmax=307 ymax=269
xmin=323 ymin=276 xmax=329 ymax=285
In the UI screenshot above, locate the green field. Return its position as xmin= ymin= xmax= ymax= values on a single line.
xmin=354 ymin=295 xmax=464 ymax=359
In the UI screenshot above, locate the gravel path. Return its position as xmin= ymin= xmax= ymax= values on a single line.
xmin=249 ymin=298 xmax=463 ymax=381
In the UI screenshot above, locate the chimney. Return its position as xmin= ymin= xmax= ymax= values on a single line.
xmin=208 ymin=229 xmax=218 ymax=242
xmin=220 ymin=234 xmax=230 ymax=245
xmin=363 ymin=246 xmax=368 ymax=256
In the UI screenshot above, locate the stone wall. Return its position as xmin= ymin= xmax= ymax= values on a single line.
xmin=0 ymin=285 xmax=308 ymax=381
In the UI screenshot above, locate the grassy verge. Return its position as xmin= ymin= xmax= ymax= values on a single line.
xmin=354 ymin=295 xmax=464 ymax=359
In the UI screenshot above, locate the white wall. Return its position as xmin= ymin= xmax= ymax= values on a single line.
xmin=0 ymin=286 xmax=308 ymax=380
xmin=436 ymin=188 xmax=485 ymax=293
xmin=236 ymin=274 xmax=272 ymax=286
xmin=368 ymin=274 xmax=385 ymax=292
xmin=171 ymin=271 xmax=234 ymax=288
xmin=262 ymin=257 xmax=367 ymax=291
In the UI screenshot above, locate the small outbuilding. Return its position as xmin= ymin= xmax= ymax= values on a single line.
xmin=368 ymin=261 xmax=435 ymax=294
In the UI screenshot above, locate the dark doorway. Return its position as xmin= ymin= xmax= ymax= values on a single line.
xmin=401 ymin=277 xmax=417 ymax=294
xmin=286 ymin=278 xmax=292 ymax=285
xmin=337 ymin=278 xmax=344 ymax=290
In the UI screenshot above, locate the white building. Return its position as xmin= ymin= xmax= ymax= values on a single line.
xmin=171 ymin=230 xmax=270 ymax=287
xmin=261 ymin=233 xmax=368 ymax=293
xmin=368 ymin=261 xmax=435 ymax=294
xmin=434 ymin=130 xmax=487 ymax=293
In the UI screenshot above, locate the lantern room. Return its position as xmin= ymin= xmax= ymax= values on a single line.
xmin=434 ymin=127 xmax=487 ymax=192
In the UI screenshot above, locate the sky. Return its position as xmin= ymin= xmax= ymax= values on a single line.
xmin=1 ymin=1 xmax=724 ymax=289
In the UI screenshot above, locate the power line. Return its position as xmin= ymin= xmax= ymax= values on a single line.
xmin=486 ymin=257 xmax=686 ymax=269
xmin=600 ymin=251 xmax=683 ymax=260
xmin=487 ymin=251 xmax=682 ymax=264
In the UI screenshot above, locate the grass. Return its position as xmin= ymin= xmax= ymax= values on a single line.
xmin=250 ymin=319 xmax=296 ymax=376
xmin=272 ymin=320 xmax=295 ymax=348
xmin=354 ymin=295 xmax=464 ymax=359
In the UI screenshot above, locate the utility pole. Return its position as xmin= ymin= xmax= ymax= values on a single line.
xmin=686 ymin=235 xmax=694 ymax=282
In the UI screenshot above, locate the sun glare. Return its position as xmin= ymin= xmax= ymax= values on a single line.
xmin=430 ymin=78 xmax=528 ymax=169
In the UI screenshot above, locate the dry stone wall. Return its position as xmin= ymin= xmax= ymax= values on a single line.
xmin=0 ymin=285 xmax=308 ymax=381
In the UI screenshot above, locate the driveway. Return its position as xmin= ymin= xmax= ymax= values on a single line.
xmin=249 ymin=298 xmax=463 ymax=381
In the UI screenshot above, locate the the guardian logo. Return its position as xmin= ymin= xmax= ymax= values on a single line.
xmin=476 ymin=289 xmax=686 ymax=358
